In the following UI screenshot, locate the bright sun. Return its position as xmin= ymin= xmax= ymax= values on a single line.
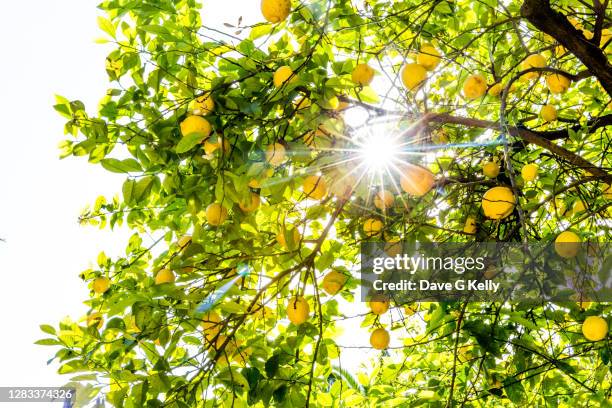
xmin=358 ymin=133 xmax=400 ymax=173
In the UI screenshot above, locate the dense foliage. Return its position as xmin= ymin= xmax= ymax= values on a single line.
xmin=41 ymin=0 xmax=612 ymax=406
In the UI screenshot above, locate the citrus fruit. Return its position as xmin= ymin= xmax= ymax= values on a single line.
xmin=463 ymin=216 xmax=477 ymax=234
xmin=303 ymin=175 xmax=327 ymax=200
xmin=554 ymin=231 xmax=581 ymax=258
xmin=374 ymin=190 xmax=394 ymax=210
xmin=463 ymin=74 xmax=487 ymax=99
xmin=261 ymin=0 xmax=291 ymax=23
xmin=191 ymin=94 xmax=214 ymax=115
xmin=521 ymin=54 xmax=546 ymax=79
xmin=400 ymin=165 xmax=435 ymax=196
xmin=488 ymin=83 xmax=503 ymax=97
xmin=206 ymin=203 xmax=228 ymax=226
xmin=201 ymin=311 xmax=221 ymax=340
xmin=265 ymin=143 xmax=286 ymax=167
xmin=180 ymin=116 xmax=212 ymax=138
xmin=286 ymin=296 xmax=309 ymax=325
xmin=370 ymin=328 xmax=390 ymax=350
xmin=351 ymin=63 xmax=375 ymax=85
xmin=417 ymin=44 xmax=441 ymax=71
xmin=482 ymin=161 xmax=500 ymax=178
xmin=238 ymin=193 xmax=261 ymax=212
xmin=582 ymin=316 xmax=608 ymax=341
xmin=521 ymin=164 xmax=539 ymax=182
xmin=546 ymin=74 xmax=570 ymax=94
xmin=363 ymin=218 xmax=383 ymax=237
xmin=93 ymin=277 xmax=110 ymax=294
xmin=482 ymin=186 xmax=515 ymax=220
xmin=155 ymin=268 xmax=175 ymax=284
xmin=540 ymin=104 xmax=557 ymax=122
xmin=401 ymin=63 xmax=427 ymax=91
xmin=369 ymin=296 xmax=390 ymax=315
xmin=273 ymin=65 xmax=296 ymax=88
xmin=321 ymin=270 xmax=347 ymax=295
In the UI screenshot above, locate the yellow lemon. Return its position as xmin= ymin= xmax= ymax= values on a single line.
xmin=155 ymin=268 xmax=175 ymax=284
xmin=303 ymin=175 xmax=328 ymax=200
xmin=400 ymin=165 xmax=435 ymax=196
xmin=351 ymin=63 xmax=375 ymax=86
xmin=571 ymin=200 xmax=586 ymax=215
xmin=204 ymin=136 xmax=231 ymax=156
xmin=401 ymin=63 xmax=427 ymax=91
xmin=521 ymin=54 xmax=546 ymax=79
xmin=546 ymin=74 xmax=570 ymax=94
xmin=238 ymin=193 xmax=261 ymax=212
xmin=206 ymin=203 xmax=228 ymax=226
xmin=286 ymin=296 xmax=309 ymax=325
xmin=488 ymin=83 xmax=503 ymax=97
xmin=261 ymin=0 xmax=291 ymax=23
xmin=321 ymin=270 xmax=347 ymax=295
xmin=374 ymin=190 xmax=394 ymax=210
xmin=265 ymin=143 xmax=286 ymax=167
xmin=363 ymin=218 xmax=383 ymax=237
xmin=417 ymin=44 xmax=442 ymax=71
xmin=463 ymin=74 xmax=487 ymax=99
xmin=521 ymin=164 xmax=539 ymax=182
xmin=273 ymin=65 xmax=296 ymax=88
xmin=201 ymin=311 xmax=222 ymax=340
xmin=370 ymin=328 xmax=390 ymax=350
xmin=540 ymin=104 xmax=557 ymax=122
xmin=276 ymin=228 xmax=301 ymax=250
xmin=482 ymin=161 xmax=500 ymax=178
xmin=463 ymin=216 xmax=477 ymax=234
xmin=369 ymin=296 xmax=390 ymax=315
xmin=582 ymin=316 xmax=608 ymax=341
xmin=554 ymin=231 xmax=581 ymax=258
xmin=191 ymin=94 xmax=214 ymax=115
xmin=482 ymin=186 xmax=516 ymax=220
xmin=180 ymin=116 xmax=212 ymax=138
xmin=93 ymin=277 xmax=110 ymax=294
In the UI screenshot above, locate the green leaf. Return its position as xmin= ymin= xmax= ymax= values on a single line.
xmin=97 ymin=16 xmax=116 ymax=39
xmin=176 ymin=133 xmax=205 ymax=154
xmin=101 ymin=158 xmax=143 ymax=173
xmin=40 ymin=324 xmax=56 ymax=335
xmin=265 ymin=354 xmax=280 ymax=378
xmin=35 ymin=338 xmax=61 ymax=346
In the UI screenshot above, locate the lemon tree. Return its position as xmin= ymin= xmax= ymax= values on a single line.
xmin=41 ymin=0 xmax=612 ymax=406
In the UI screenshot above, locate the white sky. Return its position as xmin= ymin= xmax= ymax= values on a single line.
xmin=0 ymin=2 xmax=380 ymax=406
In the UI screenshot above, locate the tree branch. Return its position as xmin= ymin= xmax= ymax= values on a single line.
xmin=520 ymin=0 xmax=612 ymax=96
xmin=400 ymin=112 xmax=612 ymax=183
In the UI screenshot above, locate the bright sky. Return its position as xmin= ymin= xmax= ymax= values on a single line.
xmin=0 ymin=2 xmax=380 ymax=406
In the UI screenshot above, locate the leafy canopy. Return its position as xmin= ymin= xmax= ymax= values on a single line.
xmin=43 ymin=0 xmax=612 ymax=406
